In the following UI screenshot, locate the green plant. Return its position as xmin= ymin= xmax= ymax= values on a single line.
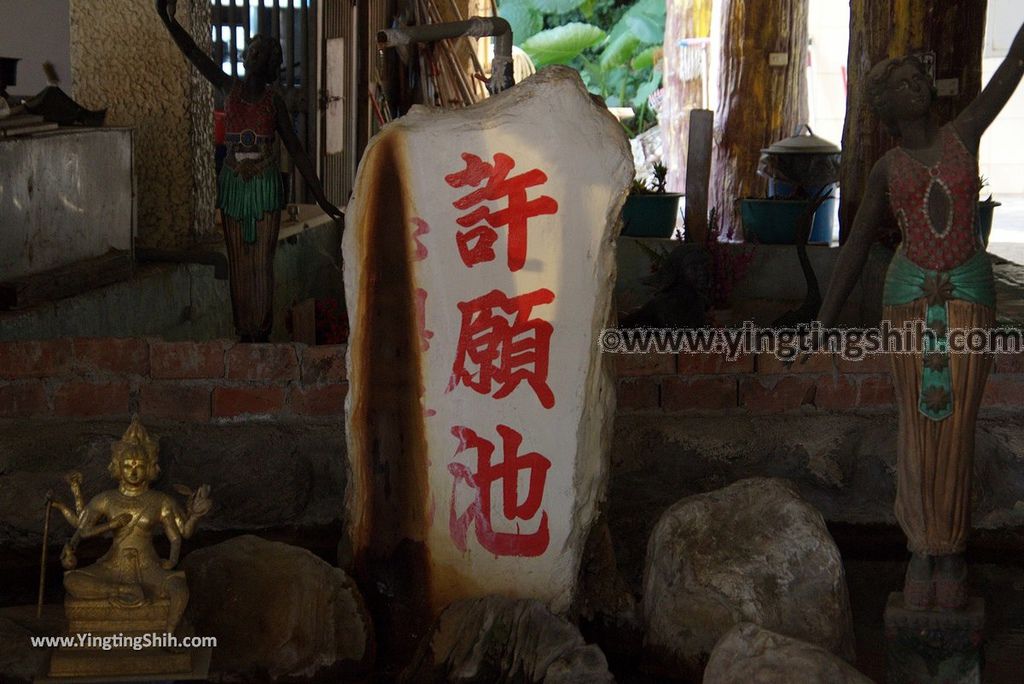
xmin=499 ymin=0 xmax=665 ymax=133
xmin=631 ymin=162 xmax=669 ymax=194
xmin=633 ymin=236 xmax=674 ymax=273
xmin=979 ymin=175 xmax=994 ymax=203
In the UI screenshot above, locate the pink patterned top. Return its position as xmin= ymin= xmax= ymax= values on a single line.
xmin=887 ymin=124 xmax=982 ymax=271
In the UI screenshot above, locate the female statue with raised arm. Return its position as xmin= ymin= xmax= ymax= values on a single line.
xmin=157 ymin=0 xmax=343 ymax=342
xmin=817 ymin=22 xmax=1024 ymax=610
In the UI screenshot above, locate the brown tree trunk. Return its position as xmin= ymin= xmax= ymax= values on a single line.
xmin=839 ymin=0 xmax=987 ymax=243
xmin=663 ymin=0 xmax=713 ymax=194
xmin=711 ymin=0 xmax=809 ymax=240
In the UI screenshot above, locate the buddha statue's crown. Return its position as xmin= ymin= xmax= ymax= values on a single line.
xmin=113 ymin=414 xmax=158 ymax=461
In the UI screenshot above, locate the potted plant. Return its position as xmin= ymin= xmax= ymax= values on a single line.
xmin=977 ymin=175 xmax=1000 ymax=247
xmin=621 ymin=163 xmax=683 ymax=238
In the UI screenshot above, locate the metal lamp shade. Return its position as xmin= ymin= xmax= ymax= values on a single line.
xmin=758 ymin=124 xmax=841 ymax=188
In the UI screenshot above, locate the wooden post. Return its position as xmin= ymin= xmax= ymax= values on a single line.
xmin=839 ymin=0 xmax=987 ymax=243
xmin=710 ymin=0 xmax=809 ymax=239
xmin=684 ymin=109 xmax=714 ymax=243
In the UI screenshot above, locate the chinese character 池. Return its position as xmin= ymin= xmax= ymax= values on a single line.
xmin=447 ymin=288 xmax=556 ymax=409
xmin=448 ymin=424 xmax=551 ymax=557
xmin=444 ymin=152 xmax=558 ymax=271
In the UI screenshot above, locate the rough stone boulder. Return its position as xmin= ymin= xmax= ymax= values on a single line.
xmin=402 ymin=595 xmax=613 ymax=683
xmin=705 ymin=623 xmax=873 ymax=684
xmin=0 ymin=422 xmax=345 ymax=552
xmin=0 ymin=617 xmax=48 ymax=683
xmin=641 ymin=477 xmax=855 ymax=677
xmin=181 ymin=535 xmax=372 ymax=679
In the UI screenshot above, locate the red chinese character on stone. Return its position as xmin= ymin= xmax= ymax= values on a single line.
xmin=415 ymin=287 xmax=434 ymax=351
xmin=447 ymin=288 xmax=556 ymax=409
xmin=448 ymin=424 xmax=551 ymax=557
xmin=411 ymin=217 xmax=429 ymax=262
xmin=444 ymin=152 xmax=558 ymax=271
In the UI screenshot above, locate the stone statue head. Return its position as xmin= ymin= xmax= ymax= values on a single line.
xmin=867 ymin=55 xmax=937 ymax=136
xmin=109 ymin=416 xmax=160 ymax=486
xmin=243 ymin=34 xmax=284 ymax=83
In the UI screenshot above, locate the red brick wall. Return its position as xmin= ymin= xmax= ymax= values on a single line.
xmin=0 ymin=339 xmax=347 ymax=422
xmin=3 ymin=340 xmax=1018 ymax=421
xmin=617 ymin=351 xmax=1024 ymax=414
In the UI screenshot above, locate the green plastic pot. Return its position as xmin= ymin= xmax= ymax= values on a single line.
xmin=621 ymin=193 xmax=683 ymax=238
xmin=738 ymin=198 xmax=819 ymax=244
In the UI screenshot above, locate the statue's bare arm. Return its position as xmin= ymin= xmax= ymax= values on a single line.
xmin=156 ymin=0 xmax=233 ymax=94
xmin=52 ymin=471 xmax=86 ymax=526
xmin=817 ymin=156 xmax=889 ymax=328
xmin=172 ymin=485 xmax=211 ymax=539
xmin=273 ymin=93 xmax=344 ymax=222
xmin=51 ymin=501 xmax=80 ymax=528
xmin=161 ymin=499 xmax=183 ymax=569
xmin=77 ymin=496 xmax=132 ymax=540
xmin=956 ymin=21 xmax=1024 ymax=150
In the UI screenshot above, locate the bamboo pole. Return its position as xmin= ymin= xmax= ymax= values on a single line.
xmin=37 ymin=496 xmax=52 ymax=619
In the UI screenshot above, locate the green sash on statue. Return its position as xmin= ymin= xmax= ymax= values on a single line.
xmin=883 ymin=250 xmax=995 ymax=421
xmin=218 ymin=164 xmax=284 ymax=243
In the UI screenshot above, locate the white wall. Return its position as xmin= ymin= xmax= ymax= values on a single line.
xmin=0 ymin=0 xmax=72 ymax=97
xmin=807 ymin=0 xmax=1023 ymax=198
xmin=807 ymin=0 xmax=849 ymax=148
xmin=980 ymin=0 xmax=1024 ymax=197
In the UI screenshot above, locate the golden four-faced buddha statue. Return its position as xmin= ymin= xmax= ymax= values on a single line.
xmin=51 ymin=416 xmax=212 ymax=636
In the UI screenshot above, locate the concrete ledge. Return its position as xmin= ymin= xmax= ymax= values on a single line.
xmin=0 ymin=207 xmax=342 ymax=342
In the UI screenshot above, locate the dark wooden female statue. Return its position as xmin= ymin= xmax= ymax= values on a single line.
xmin=157 ymin=0 xmax=343 ymax=342
xmin=819 ymin=21 xmax=1024 ymax=610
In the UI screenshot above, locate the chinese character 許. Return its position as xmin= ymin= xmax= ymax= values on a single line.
xmin=444 ymin=152 xmax=558 ymax=271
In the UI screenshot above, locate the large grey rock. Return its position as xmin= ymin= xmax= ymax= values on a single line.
xmin=0 ymin=617 xmax=47 ymax=683
xmin=403 ymin=595 xmax=613 ymax=683
xmin=705 ymin=623 xmax=873 ymax=684
xmin=181 ymin=535 xmax=372 ymax=679
xmin=641 ymin=477 xmax=855 ymax=677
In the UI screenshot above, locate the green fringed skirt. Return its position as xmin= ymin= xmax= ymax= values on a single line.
xmin=218 ymin=164 xmax=283 ymax=243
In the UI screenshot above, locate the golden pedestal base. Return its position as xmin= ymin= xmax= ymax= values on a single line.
xmin=48 ymin=646 xmax=191 ymax=678
xmin=41 ymin=646 xmax=210 ymax=682
xmin=41 ymin=600 xmax=210 ymax=681
xmin=65 ymin=598 xmax=170 ymax=635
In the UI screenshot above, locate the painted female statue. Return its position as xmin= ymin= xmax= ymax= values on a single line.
xmin=157 ymin=0 xmax=343 ymax=342
xmin=818 ymin=22 xmax=1024 ymax=610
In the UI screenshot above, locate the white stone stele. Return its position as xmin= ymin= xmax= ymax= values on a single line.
xmin=343 ymin=66 xmax=633 ymax=615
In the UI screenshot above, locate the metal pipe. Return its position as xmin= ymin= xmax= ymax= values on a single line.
xmin=377 ymin=16 xmax=514 ymax=95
